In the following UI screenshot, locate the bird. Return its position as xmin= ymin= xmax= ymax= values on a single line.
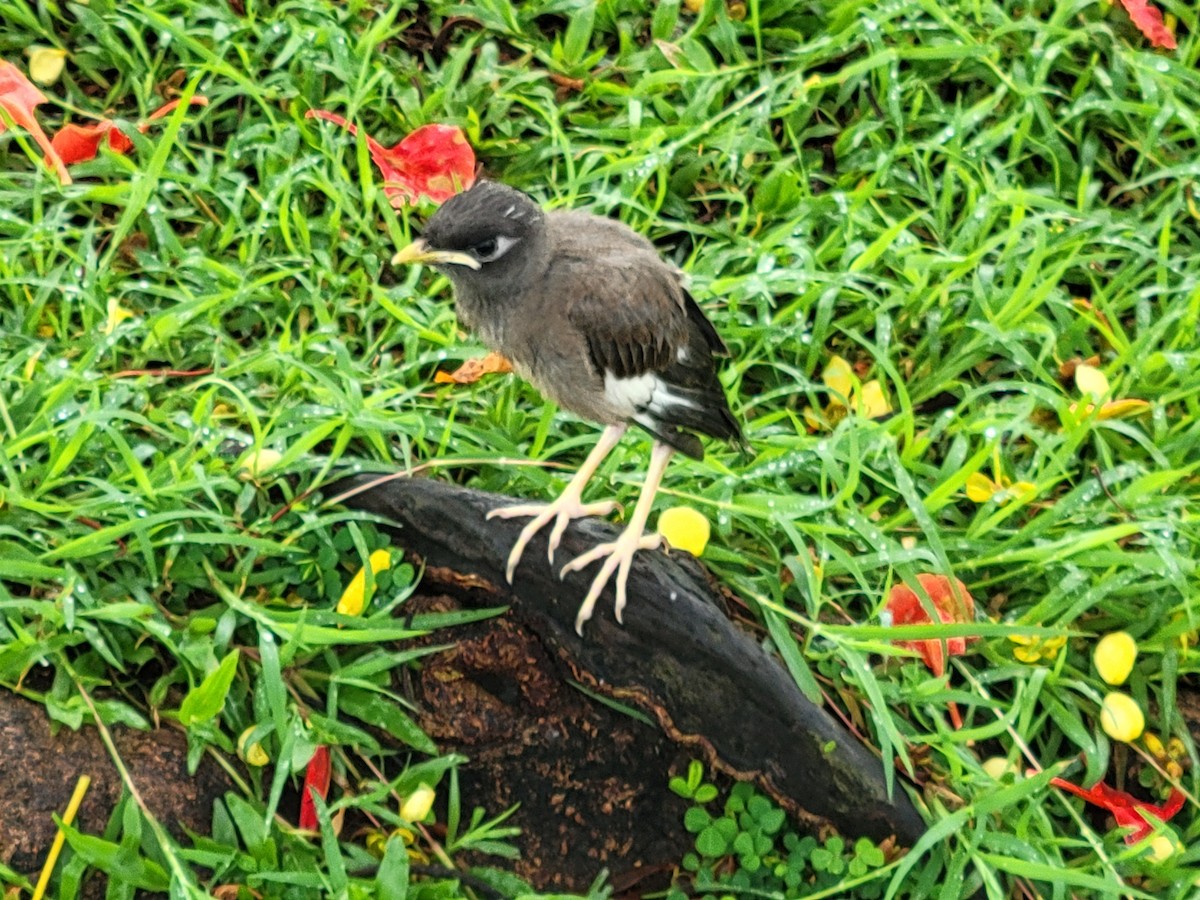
xmin=392 ymin=181 xmax=743 ymax=634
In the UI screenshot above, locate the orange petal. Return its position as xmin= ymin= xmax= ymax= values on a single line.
xmin=434 ymin=351 xmax=514 ymax=385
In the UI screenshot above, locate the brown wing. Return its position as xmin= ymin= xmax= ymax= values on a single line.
xmin=560 ymin=251 xmax=690 ymax=380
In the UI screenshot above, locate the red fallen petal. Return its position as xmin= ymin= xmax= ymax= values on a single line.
xmin=885 ymin=574 xmax=976 ymax=676
xmin=51 ymin=96 xmax=207 ymax=166
xmin=141 ymin=95 xmax=209 ymax=126
xmin=0 ymin=59 xmax=47 ymax=127
xmin=306 ymin=111 xmax=475 ymax=206
xmin=298 ymin=745 xmax=332 ymax=831
xmin=1118 ymin=0 xmax=1177 ymax=50
xmin=1050 ymin=777 xmax=1185 ymax=844
xmin=50 ymin=120 xmax=133 ymax=165
xmin=0 ymin=60 xmax=70 ymax=184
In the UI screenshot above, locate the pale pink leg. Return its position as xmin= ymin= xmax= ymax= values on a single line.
xmin=487 ymin=424 xmax=626 ymax=584
xmin=561 ymin=441 xmax=674 ymax=634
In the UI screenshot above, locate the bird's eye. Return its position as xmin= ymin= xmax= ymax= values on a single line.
xmin=471 ymin=238 xmax=498 ymax=258
xmin=468 ymin=235 xmax=517 ymax=263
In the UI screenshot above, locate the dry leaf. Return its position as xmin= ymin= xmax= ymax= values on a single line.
xmin=434 ymin=351 xmax=514 ymax=385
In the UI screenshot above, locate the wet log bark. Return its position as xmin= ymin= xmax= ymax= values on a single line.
xmin=328 ymin=472 xmax=928 ymax=847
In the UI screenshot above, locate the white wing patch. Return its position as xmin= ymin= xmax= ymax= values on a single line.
xmin=604 ymin=372 xmax=699 ymax=418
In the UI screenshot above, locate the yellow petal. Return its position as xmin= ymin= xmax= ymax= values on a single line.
xmin=101 ymin=297 xmax=134 ymax=335
xmin=657 ymin=506 xmax=711 ymax=557
xmin=337 ymin=549 xmax=392 ymax=616
xmin=28 ymin=46 xmax=68 ymax=85
xmin=1096 ymin=398 xmax=1151 ymax=420
xmin=1143 ymin=732 xmax=1165 ymax=759
xmin=966 ymin=472 xmax=999 ymax=503
xmin=1004 ymin=481 xmax=1037 ymax=504
xmin=1147 ymin=834 xmax=1179 ymax=863
xmin=237 ymin=727 xmax=269 ymax=766
xmin=855 ymin=380 xmax=891 ymax=418
xmin=23 ymin=347 xmax=43 ymax=381
xmin=822 ymin=355 xmax=853 ymax=400
xmin=1074 ymin=364 xmax=1109 ymax=399
xmin=1012 ymin=644 xmax=1040 ymax=663
xmin=1093 ymin=631 xmax=1137 ymax=685
xmin=238 ymin=447 xmax=283 ymax=480
xmin=981 ymin=757 xmax=1014 ymax=780
xmin=1100 ymin=691 xmax=1145 ymax=743
xmin=399 ymin=784 xmax=435 ymax=822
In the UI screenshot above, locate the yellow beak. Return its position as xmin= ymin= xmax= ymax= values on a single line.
xmin=391 ymin=239 xmax=481 ymax=271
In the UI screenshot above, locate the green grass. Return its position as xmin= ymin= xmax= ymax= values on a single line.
xmin=2 ymin=0 xmax=1199 ymax=896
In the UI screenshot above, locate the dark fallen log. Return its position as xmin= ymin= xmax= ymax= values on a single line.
xmin=328 ymin=473 xmax=927 ymax=846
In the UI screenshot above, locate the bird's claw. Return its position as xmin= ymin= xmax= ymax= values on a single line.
xmin=488 ymin=496 xmax=618 ymax=584
xmin=562 ymin=530 xmax=663 ymax=634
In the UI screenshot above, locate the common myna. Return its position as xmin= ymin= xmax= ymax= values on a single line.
xmin=393 ymin=181 xmax=743 ymax=633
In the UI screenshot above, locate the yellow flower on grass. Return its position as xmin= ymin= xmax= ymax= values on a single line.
xmin=966 ymin=472 xmax=1037 ymax=505
xmin=1008 ymin=633 xmax=1066 ymax=663
xmin=399 ymin=784 xmax=435 ymax=823
xmin=1093 ymin=631 xmax=1137 ymax=685
xmin=823 ymin=354 xmax=853 ymax=398
xmin=238 ymin=447 xmax=283 ymax=480
xmin=27 ymin=46 xmax=68 ymax=85
xmin=1147 ymin=834 xmax=1180 ymax=863
xmin=237 ymin=727 xmax=269 ymax=766
xmin=657 ymin=506 xmax=711 ymax=556
xmin=1067 ymin=362 xmax=1151 ymax=420
xmin=1144 ymin=732 xmax=1188 ymax=780
xmin=855 ymin=379 xmax=891 ymax=418
xmin=966 ymin=447 xmax=1037 ymax=506
xmin=1100 ymin=691 xmax=1145 ymax=742
xmin=101 ymin=296 xmax=134 ymax=335
xmin=1075 ymin=364 xmax=1110 ymax=398
xmin=804 ymin=354 xmax=892 ymax=428
xmin=337 ymin=549 xmax=392 ymax=616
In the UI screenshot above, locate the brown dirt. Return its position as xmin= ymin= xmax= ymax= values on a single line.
xmin=409 ymin=593 xmax=693 ymax=894
xmin=0 ymin=686 xmax=233 ymax=891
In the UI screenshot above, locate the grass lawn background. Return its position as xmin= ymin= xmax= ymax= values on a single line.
xmin=1 ymin=0 xmax=1199 ymax=896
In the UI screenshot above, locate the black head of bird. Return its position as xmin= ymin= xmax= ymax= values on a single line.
xmin=392 ymin=182 xmax=546 ymax=290
xmin=393 ymin=180 xmax=744 ymax=634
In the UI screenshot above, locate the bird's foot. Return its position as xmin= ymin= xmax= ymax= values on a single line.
xmin=487 ymin=495 xmax=619 ymax=583
xmin=561 ymin=526 xmax=663 ymax=635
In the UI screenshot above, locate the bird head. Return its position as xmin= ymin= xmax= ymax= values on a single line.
xmin=392 ymin=181 xmax=545 ymax=282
